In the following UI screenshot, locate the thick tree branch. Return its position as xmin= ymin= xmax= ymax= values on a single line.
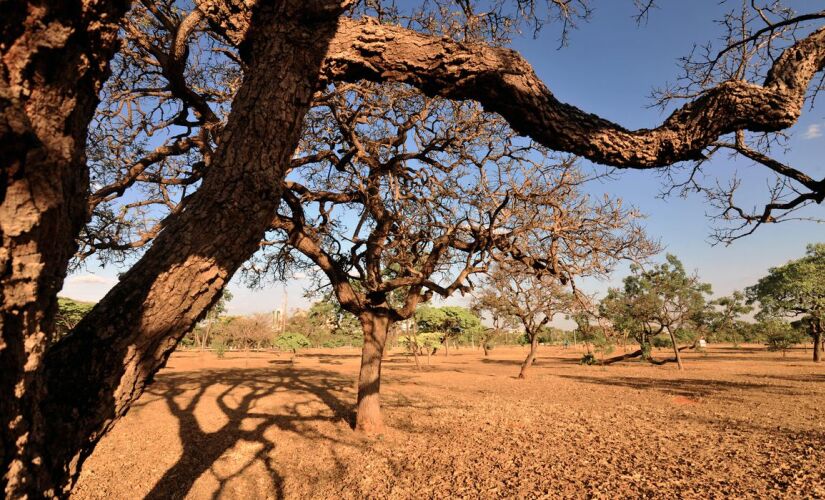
xmin=321 ymin=18 xmax=825 ymax=169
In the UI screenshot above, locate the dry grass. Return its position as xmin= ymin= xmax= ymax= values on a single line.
xmin=72 ymin=344 xmax=825 ymax=499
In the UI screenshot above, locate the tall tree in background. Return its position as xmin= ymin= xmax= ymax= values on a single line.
xmin=747 ymin=243 xmax=825 ymax=362
xmin=601 ymin=254 xmax=712 ymax=369
xmin=707 ymin=291 xmax=753 ymax=344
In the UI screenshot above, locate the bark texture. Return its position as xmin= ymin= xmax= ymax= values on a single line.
xmin=323 ymin=19 xmax=825 ymax=169
xmin=1 ymin=1 xmax=129 ymax=496
xmin=518 ymin=334 xmax=539 ymax=379
xmin=26 ymin=1 xmax=345 ymax=494
xmin=356 ymin=311 xmax=390 ymax=433
xmin=191 ymin=6 xmax=825 ymax=171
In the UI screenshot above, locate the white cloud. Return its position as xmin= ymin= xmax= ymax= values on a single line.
xmin=803 ymin=123 xmax=823 ymax=140
xmin=67 ymin=274 xmax=113 ymax=285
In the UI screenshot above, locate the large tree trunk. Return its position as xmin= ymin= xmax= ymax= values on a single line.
xmin=355 ymin=311 xmax=391 ymax=433
xmin=518 ymin=333 xmax=539 ymax=379
xmin=1 ymin=1 xmax=129 ymax=496
xmin=666 ymin=326 xmax=684 ymax=370
xmin=813 ymin=326 xmax=822 ymax=363
xmin=29 ymin=2 xmax=345 ymax=494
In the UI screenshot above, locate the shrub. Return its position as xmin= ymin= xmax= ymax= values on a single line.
xmin=213 ymin=339 xmax=227 ymax=359
xmin=274 ymin=332 xmax=312 ymax=353
xmin=579 ymin=353 xmax=599 ymax=365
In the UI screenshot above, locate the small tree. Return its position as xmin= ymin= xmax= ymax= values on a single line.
xmin=54 ymin=298 xmax=95 ymax=341
xmin=762 ymin=319 xmax=805 ymax=357
xmin=274 ymin=332 xmax=312 ymax=356
xmin=475 ymin=262 xmax=575 ymax=379
xmin=198 ymin=289 xmax=233 ymax=351
xmin=747 ymin=244 xmax=825 ymax=362
xmin=707 ymin=291 xmax=753 ymax=345
xmin=601 ymin=254 xmax=712 ymax=369
xmin=416 ymin=306 xmax=482 ymax=355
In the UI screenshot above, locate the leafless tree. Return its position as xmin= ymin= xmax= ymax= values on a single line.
xmin=244 ymin=78 xmax=653 ymax=430
xmin=475 ymin=262 xmax=575 ymax=378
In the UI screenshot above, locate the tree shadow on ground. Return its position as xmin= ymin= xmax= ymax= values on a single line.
xmin=557 ymin=374 xmax=806 ymax=400
xmin=742 ymin=373 xmax=825 ymax=383
xmin=480 ymin=356 xmax=580 ymax=366
xmin=141 ymin=366 xmax=354 ymax=499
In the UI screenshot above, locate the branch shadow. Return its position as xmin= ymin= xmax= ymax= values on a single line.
xmin=556 ymin=374 xmax=807 ymax=400
xmin=142 ymin=366 xmax=354 ymax=499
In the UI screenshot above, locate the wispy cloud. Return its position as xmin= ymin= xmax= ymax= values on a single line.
xmin=67 ymin=274 xmax=113 ymax=285
xmin=803 ymin=123 xmax=823 ymax=140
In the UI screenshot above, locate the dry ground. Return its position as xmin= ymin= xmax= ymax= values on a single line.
xmin=72 ymin=344 xmax=824 ymax=499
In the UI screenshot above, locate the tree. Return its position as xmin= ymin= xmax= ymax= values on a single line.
xmin=478 ymin=261 xmax=581 ymax=378
xmin=763 ymin=319 xmax=805 ymax=356
xmin=196 ymin=289 xmax=233 ymax=350
xmin=601 ymin=254 xmax=712 ymax=369
xmin=54 ymin=298 xmax=96 ymax=340
xmin=274 ymin=332 xmax=312 ymax=355
xmin=416 ymin=306 xmax=483 ymax=355
xmin=251 ymin=75 xmax=653 ymax=430
xmin=4 ymin=1 xmax=825 ymax=495
xmin=747 ymin=243 xmax=825 ymax=362
xmin=707 ymin=291 xmax=753 ymax=345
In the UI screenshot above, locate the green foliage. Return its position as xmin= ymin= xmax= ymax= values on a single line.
xmin=274 ymin=332 xmax=312 ymax=353
xmin=287 ymin=299 xmax=361 ymax=348
xmin=415 ymin=305 xmax=482 ymax=345
xmin=600 ymin=254 xmax=712 ymax=353
xmin=579 ymin=353 xmax=599 ymax=365
xmin=747 ymin=243 xmax=824 ymax=341
xmin=761 ymin=319 xmax=805 ymax=353
xmin=55 ymin=297 xmax=95 ymax=338
xmin=213 ymin=338 xmax=227 ymax=358
xmin=707 ymin=291 xmax=753 ymax=344
xmin=398 ymin=332 xmax=443 ymax=352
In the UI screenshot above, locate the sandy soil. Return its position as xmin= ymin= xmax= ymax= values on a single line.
xmin=71 ymin=344 xmax=825 ymax=499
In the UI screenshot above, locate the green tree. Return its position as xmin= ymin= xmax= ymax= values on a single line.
xmin=416 ymin=306 xmax=483 ymax=355
xmin=274 ymin=332 xmax=312 ymax=355
xmin=707 ymin=291 xmax=753 ymax=345
xmin=197 ymin=289 xmax=233 ymax=350
xmin=601 ymin=254 xmax=712 ymax=369
xmin=747 ymin=244 xmax=825 ymax=362
xmin=54 ymin=298 xmax=96 ymax=341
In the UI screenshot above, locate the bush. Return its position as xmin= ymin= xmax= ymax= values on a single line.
xmin=213 ymin=339 xmax=227 ymax=359
xmin=579 ymin=353 xmax=599 ymax=365
xmin=274 ymin=332 xmax=312 ymax=353
xmin=321 ymin=337 xmax=349 ymax=348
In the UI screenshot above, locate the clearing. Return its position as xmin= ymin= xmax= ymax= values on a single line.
xmin=72 ymin=345 xmax=824 ymax=498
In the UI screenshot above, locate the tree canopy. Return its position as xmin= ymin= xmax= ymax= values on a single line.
xmin=747 ymin=243 xmax=825 ymax=361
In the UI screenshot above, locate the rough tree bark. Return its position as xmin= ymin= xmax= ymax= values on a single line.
xmin=323 ymin=19 xmax=825 ymax=172
xmin=356 ymin=310 xmax=391 ymax=433
xmin=518 ymin=333 xmax=540 ymax=379
xmin=10 ymin=1 xmax=346 ymax=494
xmin=1 ymin=1 xmax=130 ymax=496
xmin=193 ymin=5 xmax=825 ymax=174
xmin=813 ymin=325 xmax=821 ymax=363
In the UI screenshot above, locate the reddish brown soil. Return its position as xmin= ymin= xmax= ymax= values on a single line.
xmin=71 ymin=345 xmax=825 ymax=499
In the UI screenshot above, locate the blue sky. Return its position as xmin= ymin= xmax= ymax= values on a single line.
xmin=62 ymin=1 xmax=824 ymax=318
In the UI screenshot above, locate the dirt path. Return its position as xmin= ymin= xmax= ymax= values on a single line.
xmin=72 ymin=345 xmax=825 ymax=499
